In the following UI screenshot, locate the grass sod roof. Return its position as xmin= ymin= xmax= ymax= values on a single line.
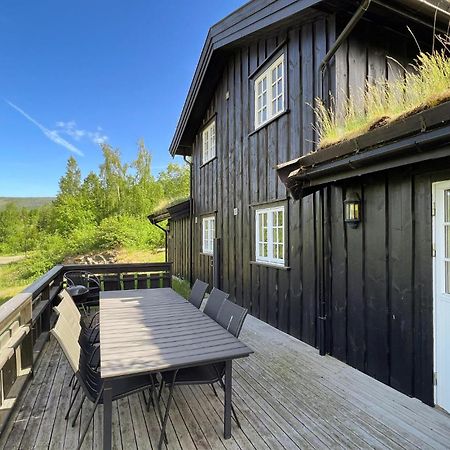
xmin=277 ymin=99 xmax=450 ymax=198
xmin=315 ymin=47 xmax=450 ymax=149
xmin=147 ymin=197 xmax=191 ymax=224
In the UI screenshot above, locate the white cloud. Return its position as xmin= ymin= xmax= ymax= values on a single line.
xmin=56 ymin=121 xmax=108 ymax=145
xmin=6 ymin=100 xmax=84 ymax=156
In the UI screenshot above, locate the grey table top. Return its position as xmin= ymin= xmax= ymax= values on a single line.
xmin=99 ymin=288 xmax=252 ymax=379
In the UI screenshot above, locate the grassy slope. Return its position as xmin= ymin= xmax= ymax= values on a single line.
xmin=0 ymin=248 xmax=166 ymax=305
xmin=0 ymin=197 xmax=55 ymax=210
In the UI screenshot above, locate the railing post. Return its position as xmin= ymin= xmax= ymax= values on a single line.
xmin=40 ymin=285 xmax=51 ymax=332
xmin=19 ymin=296 xmax=33 ymax=374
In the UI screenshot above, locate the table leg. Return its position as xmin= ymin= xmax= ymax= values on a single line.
xmin=103 ymin=380 xmax=113 ymax=450
xmin=224 ymin=360 xmax=232 ymax=439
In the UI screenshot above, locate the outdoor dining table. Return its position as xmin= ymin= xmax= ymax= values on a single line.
xmin=99 ymin=287 xmax=252 ymax=450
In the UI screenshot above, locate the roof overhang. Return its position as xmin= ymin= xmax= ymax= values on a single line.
xmin=148 ymin=198 xmax=191 ymax=224
xmin=169 ymin=0 xmax=450 ymax=157
xmin=169 ymin=0 xmax=325 ymax=156
xmin=277 ymin=101 xmax=450 ymax=198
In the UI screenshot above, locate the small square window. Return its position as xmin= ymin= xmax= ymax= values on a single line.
xmin=202 ymin=121 xmax=216 ymax=164
xmin=255 ymin=206 xmax=285 ymax=265
xmin=202 ymin=216 xmax=215 ymax=255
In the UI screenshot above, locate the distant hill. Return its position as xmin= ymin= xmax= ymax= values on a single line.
xmin=0 ymin=197 xmax=55 ymax=210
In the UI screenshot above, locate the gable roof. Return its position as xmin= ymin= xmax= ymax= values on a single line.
xmin=169 ymin=0 xmax=450 ymax=156
xmin=169 ymin=0 xmax=325 ymax=156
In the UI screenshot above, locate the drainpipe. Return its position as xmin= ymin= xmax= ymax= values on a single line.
xmin=153 ymin=221 xmax=169 ymax=262
xmin=318 ymin=0 xmax=371 ymax=102
xmin=183 ymin=155 xmax=194 ymax=285
xmin=317 ymin=0 xmax=371 ymax=358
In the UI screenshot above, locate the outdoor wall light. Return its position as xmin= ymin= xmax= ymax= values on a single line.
xmin=344 ymin=192 xmax=361 ymax=228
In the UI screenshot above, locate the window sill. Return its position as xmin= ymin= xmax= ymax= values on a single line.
xmin=248 ymin=109 xmax=290 ymax=137
xmin=201 ymin=252 xmax=213 ymax=257
xmin=200 ymin=156 xmax=217 ymax=168
xmin=250 ymin=261 xmax=290 ymax=270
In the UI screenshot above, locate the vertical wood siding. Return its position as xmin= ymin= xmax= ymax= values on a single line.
xmin=189 ymin=14 xmax=335 ymax=347
xmin=327 ymin=168 xmax=434 ymax=405
xmin=168 ymin=216 xmax=191 ymax=280
xmin=171 ymin=13 xmax=435 ymax=404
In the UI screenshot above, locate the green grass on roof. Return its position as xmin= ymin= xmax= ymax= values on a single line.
xmin=315 ymin=42 xmax=450 ymax=149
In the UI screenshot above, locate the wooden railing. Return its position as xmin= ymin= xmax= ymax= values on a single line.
xmin=0 ymin=261 xmax=172 ymax=432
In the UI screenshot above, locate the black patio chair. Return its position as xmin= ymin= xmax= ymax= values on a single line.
xmin=51 ymin=314 xmax=166 ymax=450
xmin=157 ymin=298 xmax=248 ymax=449
xmin=188 ymin=279 xmax=208 ymax=309
xmin=64 ymin=270 xmax=101 ymax=312
xmin=203 ymin=287 xmax=228 ymax=320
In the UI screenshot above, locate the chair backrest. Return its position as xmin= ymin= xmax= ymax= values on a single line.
xmin=64 ymin=270 xmax=100 ymax=289
xmin=55 ymin=290 xmax=82 ymax=338
xmin=58 ymin=289 xmax=81 ymax=320
xmin=216 ymin=298 xmax=248 ymax=338
xmin=51 ymin=314 xmax=81 ymax=373
xmin=203 ymin=287 xmax=228 ymax=320
xmin=188 ymin=279 xmax=209 ymax=309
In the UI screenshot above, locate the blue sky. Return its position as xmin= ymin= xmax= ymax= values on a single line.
xmin=0 ymin=0 xmax=244 ymax=197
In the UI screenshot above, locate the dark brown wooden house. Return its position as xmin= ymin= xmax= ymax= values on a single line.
xmin=153 ymin=0 xmax=450 ymax=411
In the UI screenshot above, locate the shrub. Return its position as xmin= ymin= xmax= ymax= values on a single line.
xmin=96 ymin=215 xmax=164 ymax=250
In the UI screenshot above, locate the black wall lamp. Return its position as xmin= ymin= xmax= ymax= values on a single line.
xmin=344 ymin=192 xmax=361 ymax=228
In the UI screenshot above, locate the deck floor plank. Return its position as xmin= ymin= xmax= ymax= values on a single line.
xmin=1 ymin=337 xmax=56 ymax=450
xmin=34 ymin=353 xmax=68 ymax=450
xmin=192 ymin=384 xmax=266 ymax=450
xmin=1 ymin=315 xmax=450 ymax=449
xmin=242 ymin=319 xmax=448 ymax=449
xmin=48 ymin=360 xmax=73 ymax=450
xmin=239 ymin=334 xmax=410 ymax=449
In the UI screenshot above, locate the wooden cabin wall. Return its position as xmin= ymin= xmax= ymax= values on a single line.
xmin=168 ymin=216 xmax=191 ymax=281
xmin=327 ymin=166 xmax=435 ymax=406
xmin=190 ymin=13 xmax=335 ymax=345
xmin=334 ymin=19 xmax=422 ymax=120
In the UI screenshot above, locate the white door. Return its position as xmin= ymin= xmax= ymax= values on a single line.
xmin=433 ymin=181 xmax=450 ymax=413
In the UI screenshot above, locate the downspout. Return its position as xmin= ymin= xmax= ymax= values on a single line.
xmin=153 ymin=221 xmax=169 ymax=262
xmin=183 ymin=155 xmax=194 ymax=285
xmin=318 ymin=0 xmax=371 ymax=101
xmin=317 ymin=0 xmax=371 ymax=357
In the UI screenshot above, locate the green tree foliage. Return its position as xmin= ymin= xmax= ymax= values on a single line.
xmin=58 ymin=156 xmax=82 ymax=197
xmin=157 ymin=162 xmax=190 ymax=200
xmin=0 ymin=142 xmax=190 ymax=278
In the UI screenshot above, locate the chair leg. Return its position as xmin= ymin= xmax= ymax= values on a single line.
xmin=146 ymin=386 xmax=154 ymax=413
xmin=150 ymin=377 xmax=167 ymax=444
xmin=158 ymin=380 xmax=164 ymax=401
xmin=158 ymin=372 xmax=177 ymax=450
xmin=72 ymin=395 xmax=86 ymax=427
xmin=210 ymin=383 xmax=218 ymax=397
xmin=218 ymin=378 xmax=241 ymax=428
xmin=230 ymin=404 xmax=241 ymax=429
xmin=65 ymin=385 xmax=81 ymax=420
xmin=142 ymin=390 xmax=148 ymax=407
xmin=76 ymin=387 xmax=103 ymax=450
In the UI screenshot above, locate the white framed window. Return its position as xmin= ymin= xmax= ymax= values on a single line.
xmin=255 ymin=206 xmax=285 ymax=265
xmin=254 ymin=54 xmax=285 ymax=129
xmin=202 ymin=120 xmax=216 ymax=164
xmin=202 ymin=216 xmax=215 ymax=255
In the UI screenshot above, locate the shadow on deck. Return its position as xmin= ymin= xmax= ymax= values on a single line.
xmin=1 ymin=315 xmax=450 ymax=450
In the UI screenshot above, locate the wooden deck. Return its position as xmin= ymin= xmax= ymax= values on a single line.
xmin=1 ymin=315 xmax=450 ymax=450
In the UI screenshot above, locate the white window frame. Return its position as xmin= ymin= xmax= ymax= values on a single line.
xmin=202 ymin=120 xmax=216 ymax=164
xmin=254 ymin=54 xmax=285 ymax=129
xmin=255 ymin=205 xmax=285 ymax=266
xmin=202 ymin=216 xmax=215 ymax=255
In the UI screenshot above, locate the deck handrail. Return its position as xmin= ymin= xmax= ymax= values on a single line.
xmin=0 ymin=261 xmax=172 ymax=433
